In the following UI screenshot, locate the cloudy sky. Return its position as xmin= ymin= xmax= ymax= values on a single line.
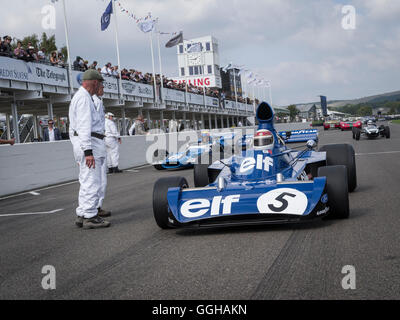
xmin=2 ymin=0 xmax=399 ymax=106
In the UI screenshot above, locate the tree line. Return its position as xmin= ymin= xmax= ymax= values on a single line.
xmin=333 ymin=100 xmax=400 ymax=116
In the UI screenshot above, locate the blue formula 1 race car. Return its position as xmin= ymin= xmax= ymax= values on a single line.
xmin=153 ymin=131 xmax=215 ymax=170
xmin=278 ymin=129 xmax=319 ymax=143
xmin=152 ymin=102 xmax=357 ymax=229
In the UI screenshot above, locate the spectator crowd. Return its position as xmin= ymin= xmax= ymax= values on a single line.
xmin=1 ymin=34 xmax=256 ymax=105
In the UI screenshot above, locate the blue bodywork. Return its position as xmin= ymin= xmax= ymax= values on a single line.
xmin=278 ymin=129 xmax=319 ymax=143
xmin=163 ymin=102 xmax=330 ymax=227
xmin=157 ymin=142 xmax=212 ymax=169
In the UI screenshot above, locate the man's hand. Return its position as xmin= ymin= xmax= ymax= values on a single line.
xmin=118 ymin=138 xmax=122 ymax=144
xmin=9 ymin=138 xmax=15 ymax=146
xmin=85 ymin=155 xmax=95 ymax=169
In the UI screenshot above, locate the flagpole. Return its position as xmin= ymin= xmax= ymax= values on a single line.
xmin=112 ymin=0 xmax=123 ymax=101
xmin=61 ymin=0 xmax=74 ymax=94
xmin=252 ymin=85 xmax=256 ymax=114
xmin=156 ymin=22 xmax=164 ymax=104
xmin=232 ymin=62 xmax=238 ymax=113
xmin=203 ymin=52 xmax=206 ymax=110
xmin=149 ymin=30 xmax=158 ymax=104
xmin=269 ymin=83 xmax=273 ymax=106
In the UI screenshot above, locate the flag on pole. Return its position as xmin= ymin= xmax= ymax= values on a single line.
xmin=187 ymin=42 xmax=202 ymax=53
xmin=101 ymin=1 xmax=113 ymax=31
xmin=138 ymin=19 xmax=156 ymax=33
xmin=246 ymin=71 xmax=254 ymax=79
xmin=165 ymin=31 xmax=183 ymax=48
xmin=222 ymin=63 xmax=232 ymax=72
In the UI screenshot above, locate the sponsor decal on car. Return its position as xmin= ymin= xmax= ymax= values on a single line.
xmin=239 ymin=155 xmax=274 ymax=173
xmin=180 ymin=195 xmax=241 ymax=218
xmin=316 ymin=207 xmax=330 ymax=216
xmin=257 ymin=188 xmax=308 ymax=215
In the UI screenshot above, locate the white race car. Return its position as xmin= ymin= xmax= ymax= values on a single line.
xmin=353 ymin=121 xmax=390 ymax=140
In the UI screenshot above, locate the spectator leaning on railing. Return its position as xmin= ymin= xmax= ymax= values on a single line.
xmin=13 ymin=41 xmax=25 ymax=58
xmin=1 ymin=36 xmax=12 ymax=56
xmin=0 ymin=33 xmax=254 ymax=104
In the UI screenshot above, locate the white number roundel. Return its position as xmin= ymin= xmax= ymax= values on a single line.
xmin=257 ymin=188 xmax=308 ymax=215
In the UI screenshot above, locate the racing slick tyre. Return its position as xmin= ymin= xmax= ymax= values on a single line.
xmin=385 ymin=126 xmax=391 ymax=139
xmin=153 ymin=176 xmax=188 ymax=229
xmin=319 ymin=144 xmax=357 ymax=192
xmin=153 ymin=149 xmax=168 ymax=170
xmin=194 ymin=163 xmax=210 ymax=187
xmin=355 ymin=128 xmax=361 ymax=140
xmin=318 ymin=165 xmax=349 ymax=219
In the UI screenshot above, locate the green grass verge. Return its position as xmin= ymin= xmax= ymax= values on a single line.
xmin=392 ymin=120 xmax=400 ymax=124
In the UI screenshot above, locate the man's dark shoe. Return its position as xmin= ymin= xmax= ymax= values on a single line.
xmin=114 ymin=167 xmax=123 ymax=173
xmin=82 ymin=215 xmax=111 ymax=229
xmin=75 ymin=216 xmax=84 ymax=228
xmin=108 ymin=167 xmax=114 ymax=174
xmin=98 ymin=207 xmax=112 ymax=217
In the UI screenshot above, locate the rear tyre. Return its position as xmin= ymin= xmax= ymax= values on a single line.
xmin=319 ymin=143 xmax=357 ymax=192
xmin=318 ymin=165 xmax=349 ymax=219
xmin=385 ymin=126 xmax=391 ymax=139
xmin=153 ymin=176 xmax=188 ymax=229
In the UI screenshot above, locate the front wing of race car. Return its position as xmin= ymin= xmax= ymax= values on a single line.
xmin=166 ymin=177 xmax=329 ymax=227
xmin=278 ymin=129 xmax=318 ymax=143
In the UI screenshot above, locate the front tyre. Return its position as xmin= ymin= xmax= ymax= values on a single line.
xmin=319 ymin=143 xmax=357 ymax=192
xmin=153 ymin=176 xmax=188 ymax=229
xmin=318 ymin=165 xmax=349 ymax=219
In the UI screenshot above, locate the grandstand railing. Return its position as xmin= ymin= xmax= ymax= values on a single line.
xmin=0 ymin=56 xmax=254 ymax=113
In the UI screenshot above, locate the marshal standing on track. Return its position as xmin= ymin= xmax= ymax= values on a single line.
xmin=69 ymin=69 xmax=111 ymax=230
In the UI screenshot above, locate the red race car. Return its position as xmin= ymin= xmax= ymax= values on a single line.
xmin=353 ymin=120 xmax=362 ymax=129
xmin=339 ymin=121 xmax=353 ymax=131
xmin=323 ymin=120 xmax=341 ymax=130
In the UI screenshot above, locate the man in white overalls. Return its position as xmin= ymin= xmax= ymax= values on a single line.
xmin=69 ymin=69 xmax=111 ymax=229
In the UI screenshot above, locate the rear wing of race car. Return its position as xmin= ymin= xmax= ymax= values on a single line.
xmin=278 ymin=129 xmax=318 ymax=143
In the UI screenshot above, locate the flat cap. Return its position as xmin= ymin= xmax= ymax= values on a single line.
xmin=82 ymin=69 xmax=104 ymax=81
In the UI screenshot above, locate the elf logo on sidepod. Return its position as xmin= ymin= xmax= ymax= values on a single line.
xmin=239 ymin=155 xmax=273 ymax=174
xmin=180 ymin=195 xmax=241 ymax=218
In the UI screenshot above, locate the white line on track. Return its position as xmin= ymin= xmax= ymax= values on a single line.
xmin=0 ymin=165 xmax=153 ymax=201
xmin=355 ymin=151 xmax=400 ymax=156
xmin=0 ymin=181 xmax=79 ymax=201
xmin=29 ymin=191 xmax=40 ymax=196
xmin=0 ymin=209 xmax=64 ymax=218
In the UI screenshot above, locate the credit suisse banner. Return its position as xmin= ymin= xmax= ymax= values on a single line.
xmin=0 ymin=56 xmax=68 ymax=87
xmin=187 ymin=93 xmax=204 ymax=105
xmin=121 ymin=80 xmax=153 ymax=98
xmin=162 ymin=88 xmax=185 ymax=102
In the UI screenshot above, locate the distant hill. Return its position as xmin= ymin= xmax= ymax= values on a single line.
xmin=327 ymin=90 xmax=400 ymax=108
xmin=282 ymin=90 xmax=400 ymax=109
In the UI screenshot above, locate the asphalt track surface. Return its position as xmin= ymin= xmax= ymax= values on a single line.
xmin=1 ymin=122 xmax=399 ymax=300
